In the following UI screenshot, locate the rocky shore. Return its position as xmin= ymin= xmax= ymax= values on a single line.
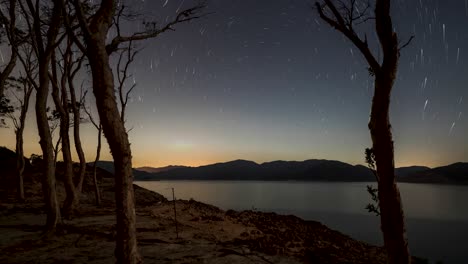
xmin=0 ymin=162 xmax=426 ymax=263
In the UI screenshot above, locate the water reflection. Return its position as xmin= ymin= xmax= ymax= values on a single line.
xmin=136 ymin=181 xmax=468 ymax=263
xmin=137 ymin=181 xmax=468 ymax=221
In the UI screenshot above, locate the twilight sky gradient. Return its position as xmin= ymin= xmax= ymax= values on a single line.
xmin=1 ymin=0 xmax=467 ymax=168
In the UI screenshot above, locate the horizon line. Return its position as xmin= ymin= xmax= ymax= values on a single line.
xmin=119 ymin=158 xmax=467 ymax=170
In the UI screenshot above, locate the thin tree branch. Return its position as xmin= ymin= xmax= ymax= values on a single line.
xmin=106 ymin=4 xmax=208 ymax=54
xmin=315 ymin=0 xmax=381 ymax=72
xmin=398 ymin=35 xmax=415 ymax=51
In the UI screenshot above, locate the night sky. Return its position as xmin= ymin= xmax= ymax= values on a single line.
xmin=1 ymin=0 xmax=467 ymax=168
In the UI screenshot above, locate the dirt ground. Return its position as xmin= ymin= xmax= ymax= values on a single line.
xmin=0 ymin=162 xmax=390 ymax=263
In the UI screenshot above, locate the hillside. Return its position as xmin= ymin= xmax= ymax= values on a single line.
xmin=134 ymin=159 xmax=377 ymax=181
xmin=398 ymin=163 xmax=468 ymax=184
xmin=90 ymin=160 xmax=155 ymax=180
xmin=136 ymin=165 xmax=188 ymax=173
xmin=94 ymin=158 xmax=466 ymax=184
xmin=133 ymin=159 xmax=441 ymax=183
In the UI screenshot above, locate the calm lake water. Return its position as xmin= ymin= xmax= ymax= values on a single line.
xmin=136 ymin=181 xmax=468 ymax=264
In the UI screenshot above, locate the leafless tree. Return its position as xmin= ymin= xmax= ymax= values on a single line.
xmin=50 ymin=43 xmax=77 ymax=219
xmin=16 ymin=0 xmax=65 ymax=234
xmin=50 ymin=34 xmax=89 ymax=218
xmin=83 ymin=97 xmax=102 ymax=206
xmin=67 ymin=48 xmax=87 ymax=195
xmin=48 ymin=110 xmax=62 ymax=166
xmin=314 ymin=0 xmax=413 ymax=263
xmin=0 ymin=0 xmax=30 ymax=202
xmin=116 ymin=40 xmax=138 ymax=125
xmin=4 ymin=46 xmax=36 ymax=201
xmin=58 ymin=36 xmax=89 ymax=193
xmin=69 ymin=1 xmax=207 ymax=262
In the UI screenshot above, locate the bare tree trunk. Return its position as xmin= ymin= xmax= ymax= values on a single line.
xmin=53 ymin=114 xmax=75 ymax=217
xmin=51 ymin=54 xmax=77 ymax=219
xmin=61 ymin=151 xmax=76 ymax=219
xmin=372 ymin=1 xmax=411 ymax=263
xmin=69 ymin=85 xmax=86 ymax=193
xmin=14 ymin=85 xmax=32 ymax=202
xmin=86 ymin=38 xmax=140 ymax=264
xmin=53 ymin=135 xmax=61 ymax=166
xmin=15 ymin=0 xmax=63 ymax=234
xmin=56 ymin=109 xmax=76 ymax=218
xmin=15 ymin=128 xmax=25 ymax=201
xmin=74 ymin=2 xmax=140 ymax=261
xmin=83 ymin=91 xmax=102 ymax=206
xmin=34 ymin=9 xmax=62 ymax=231
xmin=72 ymin=1 xmax=204 ymax=261
xmin=37 ymin=90 xmax=60 ymax=232
xmin=314 ymin=1 xmax=411 ymax=263
xmin=93 ymin=124 xmax=102 ymax=206
xmin=369 ymin=77 xmax=411 ymax=264
xmin=36 ymin=62 xmax=61 ymax=233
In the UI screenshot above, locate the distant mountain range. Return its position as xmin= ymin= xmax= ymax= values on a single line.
xmin=136 ymin=165 xmax=187 ymax=174
xmin=397 ymin=163 xmax=468 ymax=184
xmin=93 ymin=159 xmax=468 ymax=185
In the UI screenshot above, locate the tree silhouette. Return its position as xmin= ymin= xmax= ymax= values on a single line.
xmin=49 ymin=35 xmax=88 ymax=218
xmin=83 ymin=95 xmax=102 ymax=206
xmin=315 ymin=0 xmax=413 ymax=263
xmin=116 ymin=40 xmax=138 ymax=127
xmin=6 ymin=0 xmax=65 ymax=234
xmin=50 ymin=47 xmax=76 ymax=219
xmin=47 ymin=108 xmax=62 ymax=166
xmin=3 ymin=71 xmax=35 ymax=202
xmin=69 ymin=1 xmax=207 ymax=262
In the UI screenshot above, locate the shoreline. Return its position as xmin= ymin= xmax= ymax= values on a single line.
xmin=135 ymin=178 xmax=468 ymax=187
xmin=0 ymin=165 xmax=434 ymax=263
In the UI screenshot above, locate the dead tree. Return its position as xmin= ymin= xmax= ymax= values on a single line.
xmin=10 ymin=79 xmax=34 ymax=202
xmin=50 ymin=46 xmax=76 ymax=219
xmin=69 ymin=1 xmax=207 ymax=262
xmin=50 ymin=35 xmax=88 ymax=217
xmin=67 ymin=49 xmax=87 ymax=194
xmin=16 ymin=0 xmax=64 ymax=233
xmin=4 ymin=46 xmax=36 ymax=202
xmin=315 ymin=0 xmax=413 ymax=263
xmin=0 ymin=0 xmax=29 ymax=202
xmin=83 ymin=98 xmax=102 ymax=206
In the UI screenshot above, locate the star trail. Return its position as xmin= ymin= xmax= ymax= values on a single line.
xmin=1 ymin=0 xmax=467 ymax=168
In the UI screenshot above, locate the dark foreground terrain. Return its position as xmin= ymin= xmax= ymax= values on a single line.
xmin=0 ymin=149 xmax=428 ymax=263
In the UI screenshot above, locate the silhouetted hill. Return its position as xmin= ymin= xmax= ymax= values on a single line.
xmin=0 ymin=146 xmax=17 ymax=168
xmin=91 ymin=161 xmax=116 ymax=174
xmin=395 ymin=166 xmax=430 ymax=178
xmin=0 ymin=147 xmax=33 ymax=189
xmin=399 ymin=163 xmax=468 ymax=184
xmin=136 ymin=165 xmax=187 ymax=173
xmin=91 ymin=160 xmax=154 ymax=180
xmin=134 ymin=159 xmax=378 ymax=181
xmin=92 ymin=157 xmax=467 ymax=184
xmin=0 ymin=147 xmax=21 ymax=188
